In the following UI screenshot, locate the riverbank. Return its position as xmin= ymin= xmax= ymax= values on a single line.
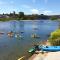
xmin=28 ymin=51 xmax=48 ymax=60
xmin=29 ymin=51 xmax=60 ymax=60
xmin=28 ymin=41 xmax=49 ymax=60
xmin=28 ymin=40 xmax=60 ymax=60
xmin=0 ymin=18 xmax=58 ymax=22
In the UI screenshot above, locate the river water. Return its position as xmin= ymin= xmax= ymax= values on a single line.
xmin=0 ymin=20 xmax=59 ymax=60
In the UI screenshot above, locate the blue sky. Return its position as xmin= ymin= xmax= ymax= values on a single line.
xmin=0 ymin=0 xmax=60 ymax=15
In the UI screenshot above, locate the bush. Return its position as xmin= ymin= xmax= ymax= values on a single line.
xmin=50 ymin=16 xmax=58 ymax=20
xmin=48 ymin=29 xmax=60 ymax=46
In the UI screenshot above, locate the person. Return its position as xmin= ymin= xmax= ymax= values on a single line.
xmin=7 ymin=31 xmax=14 ymax=37
xmin=34 ymin=45 xmax=40 ymax=51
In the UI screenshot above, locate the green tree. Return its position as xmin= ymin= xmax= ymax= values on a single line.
xmin=40 ymin=14 xmax=49 ymax=19
xmin=18 ymin=12 xmax=24 ymax=19
xmin=13 ymin=11 xmax=16 ymax=15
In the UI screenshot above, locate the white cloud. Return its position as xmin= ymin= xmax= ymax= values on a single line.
xmin=30 ymin=9 xmax=53 ymax=15
xmin=43 ymin=10 xmax=52 ymax=15
xmin=31 ymin=9 xmax=39 ymax=14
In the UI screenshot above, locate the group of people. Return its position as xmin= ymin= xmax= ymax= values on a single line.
xmin=0 ymin=31 xmax=40 ymax=39
xmin=0 ymin=31 xmax=22 ymax=38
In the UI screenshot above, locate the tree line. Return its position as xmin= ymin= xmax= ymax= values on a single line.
xmin=0 ymin=11 xmax=49 ymax=20
xmin=0 ymin=11 xmax=59 ymax=21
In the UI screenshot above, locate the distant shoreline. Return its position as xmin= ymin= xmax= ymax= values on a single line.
xmin=0 ymin=19 xmax=58 ymax=22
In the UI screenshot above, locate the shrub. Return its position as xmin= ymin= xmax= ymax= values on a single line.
xmin=50 ymin=16 xmax=58 ymax=20
xmin=48 ymin=29 xmax=60 ymax=46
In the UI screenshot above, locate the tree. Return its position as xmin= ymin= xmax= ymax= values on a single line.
xmin=18 ymin=12 xmax=24 ymax=19
xmin=40 ymin=14 xmax=49 ymax=19
xmin=10 ymin=12 xmax=13 ymax=16
xmin=13 ymin=11 xmax=16 ymax=15
xmin=3 ymin=13 xmax=4 ymax=15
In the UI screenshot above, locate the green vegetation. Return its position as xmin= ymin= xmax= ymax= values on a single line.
xmin=0 ymin=18 xmax=20 ymax=21
xmin=50 ymin=16 xmax=58 ymax=20
xmin=0 ymin=11 xmax=60 ymax=21
xmin=0 ymin=11 xmax=50 ymax=21
xmin=48 ymin=29 xmax=60 ymax=46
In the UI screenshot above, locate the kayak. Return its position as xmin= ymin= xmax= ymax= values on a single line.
xmin=28 ymin=48 xmax=35 ymax=53
xmin=41 ymin=46 xmax=60 ymax=51
xmin=29 ymin=45 xmax=60 ymax=53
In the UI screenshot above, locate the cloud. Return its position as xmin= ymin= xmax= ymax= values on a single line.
xmin=43 ymin=10 xmax=52 ymax=15
xmin=30 ymin=8 xmax=52 ymax=15
xmin=31 ymin=9 xmax=39 ymax=14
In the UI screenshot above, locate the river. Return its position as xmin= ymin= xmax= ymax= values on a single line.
xmin=0 ymin=20 xmax=59 ymax=60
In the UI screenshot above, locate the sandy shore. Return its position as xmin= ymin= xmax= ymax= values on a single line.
xmin=28 ymin=41 xmax=60 ymax=60
xmin=28 ymin=41 xmax=50 ymax=60
xmin=29 ymin=51 xmax=60 ymax=60
xmin=44 ymin=51 xmax=60 ymax=60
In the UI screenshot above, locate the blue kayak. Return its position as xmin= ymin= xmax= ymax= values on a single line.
xmin=28 ymin=45 xmax=60 ymax=53
xmin=41 ymin=46 xmax=60 ymax=51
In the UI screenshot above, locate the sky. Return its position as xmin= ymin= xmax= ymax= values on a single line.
xmin=0 ymin=0 xmax=60 ymax=15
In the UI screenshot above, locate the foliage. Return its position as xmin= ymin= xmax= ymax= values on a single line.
xmin=0 ymin=11 xmax=60 ymax=21
xmin=18 ymin=12 xmax=24 ymax=18
xmin=50 ymin=16 xmax=58 ymax=20
xmin=48 ymin=29 xmax=60 ymax=46
xmin=0 ymin=18 xmax=20 ymax=21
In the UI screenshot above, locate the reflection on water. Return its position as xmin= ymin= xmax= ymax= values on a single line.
xmin=0 ymin=20 xmax=59 ymax=60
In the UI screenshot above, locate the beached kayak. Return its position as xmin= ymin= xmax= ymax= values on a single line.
xmin=41 ymin=46 xmax=60 ymax=51
xmin=28 ymin=48 xmax=36 ymax=53
xmin=29 ymin=45 xmax=60 ymax=53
